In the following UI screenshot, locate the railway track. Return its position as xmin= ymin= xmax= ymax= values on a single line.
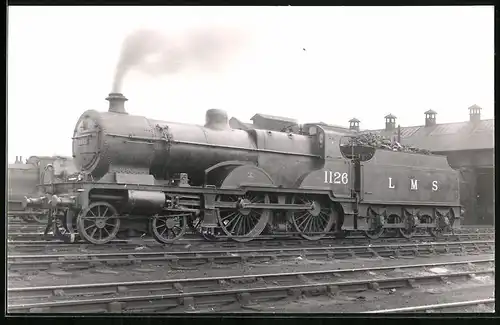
xmin=7 ymin=258 xmax=494 ymax=313
xmin=8 ymin=225 xmax=46 ymax=233
xmin=7 ymin=240 xmax=494 ymax=272
xmin=7 ymin=223 xmax=494 ymax=237
xmin=7 ymin=231 xmax=495 ymax=255
xmin=7 ymin=220 xmax=493 ymax=230
xmin=363 ymin=298 xmax=495 ymax=313
xmin=6 ymin=225 xmax=494 ymax=244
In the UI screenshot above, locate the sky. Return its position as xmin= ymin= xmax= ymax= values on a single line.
xmin=7 ymin=6 xmax=494 ymax=163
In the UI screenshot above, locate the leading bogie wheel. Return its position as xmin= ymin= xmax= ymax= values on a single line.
xmin=216 ymin=192 xmax=271 ymax=242
xmin=149 ymin=213 xmax=188 ymax=244
xmin=288 ymin=195 xmax=336 ymax=241
xmin=76 ymin=201 xmax=121 ymax=244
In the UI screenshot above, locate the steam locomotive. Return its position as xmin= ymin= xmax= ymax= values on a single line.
xmin=8 ymin=156 xmax=77 ymax=223
xmin=26 ymin=93 xmax=462 ymax=244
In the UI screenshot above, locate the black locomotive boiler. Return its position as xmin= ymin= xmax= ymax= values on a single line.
xmin=29 ymin=93 xmax=462 ymax=244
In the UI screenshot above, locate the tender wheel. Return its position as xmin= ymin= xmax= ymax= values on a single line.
xmin=216 ymin=192 xmax=270 ymax=242
xmin=385 ymin=214 xmax=401 ymax=236
xmin=289 ymin=195 xmax=336 ymax=241
xmin=77 ymin=202 xmax=121 ymax=244
xmin=398 ymin=215 xmax=417 ymax=239
xmin=429 ymin=209 xmax=454 ymax=238
xmin=149 ymin=213 xmax=188 ymax=244
xmin=428 ymin=227 xmax=444 ymax=238
xmin=363 ymin=209 xmax=385 ymax=240
xmin=364 ymin=227 xmax=384 ymax=239
xmin=399 ymin=228 xmax=416 ymax=239
xmin=419 ymin=214 xmax=441 ymax=238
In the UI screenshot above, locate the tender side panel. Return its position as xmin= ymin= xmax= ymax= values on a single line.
xmin=369 ymin=149 xmax=452 ymax=169
xmin=361 ymin=150 xmax=460 ymax=205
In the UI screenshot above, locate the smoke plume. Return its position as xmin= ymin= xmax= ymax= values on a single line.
xmin=112 ymin=27 xmax=244 ymax=93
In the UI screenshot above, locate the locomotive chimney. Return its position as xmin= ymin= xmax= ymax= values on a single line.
xmin=205 ymin=109 xmax=229 ymax=130
xmin=106 ymin=93 xmax=128 ymax=114
xmin=384 ymin=114 xmax=396 ymax=131
xmin=424 ymin=109 xmax=437 ymax=127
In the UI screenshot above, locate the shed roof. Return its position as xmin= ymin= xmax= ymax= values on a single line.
xmin=364 ymin=119 xmax=494 ymax=152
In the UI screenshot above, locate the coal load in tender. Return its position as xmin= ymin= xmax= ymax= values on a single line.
xmin=346 ymin=132 xmax=431 ymax=155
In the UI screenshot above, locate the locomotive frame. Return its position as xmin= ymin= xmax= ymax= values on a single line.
xmin=39 ymin=170 xmax=460 ymax=245
xmin=37 ymin=144 xmax=461 ymax=245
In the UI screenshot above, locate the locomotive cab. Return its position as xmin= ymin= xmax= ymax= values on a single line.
xmin=302 ymin=124 xmax=351 ymax=160
xmin=300 ymin=124 xmax=324 ymax=157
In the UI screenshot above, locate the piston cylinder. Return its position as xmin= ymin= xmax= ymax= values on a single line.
xmin=51 ymin=195 xmax=76 ymax=208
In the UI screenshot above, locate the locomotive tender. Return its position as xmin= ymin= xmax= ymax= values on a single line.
xmin=8 ymin=156 xmax=77 ymax=223
xmin=28 ymin=93 xmax=462 ymax=244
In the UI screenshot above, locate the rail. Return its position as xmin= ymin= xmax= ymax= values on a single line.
xmin=363 ymin=299 xmax=495 ymax=313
